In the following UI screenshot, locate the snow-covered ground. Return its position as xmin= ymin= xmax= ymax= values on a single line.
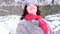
xmin=0 ymin=15 xmax=21 ymax=34
xmin=45 ymin=14 xmax=60 ymax=21
xmin=45 ymin=14 xmax=60 ymax=32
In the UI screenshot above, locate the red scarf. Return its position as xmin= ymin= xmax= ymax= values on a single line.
xmin=24 ymin=14 xmax=48 ymax=34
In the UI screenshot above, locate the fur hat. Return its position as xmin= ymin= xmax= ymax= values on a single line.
xmin=22 ymin=0 xmax=39 ymax=9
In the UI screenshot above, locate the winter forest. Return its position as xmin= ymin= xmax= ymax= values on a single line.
xmin=0 ymin=0 xmax=60 ymax=34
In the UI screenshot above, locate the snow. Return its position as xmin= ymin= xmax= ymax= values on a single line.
xmin=0 ymin=15 xmax=21 ymax=34
xmin=42 ymin=0 xmax=52 ymax=5
xmin=54 ymin=0 xmax=60 ymax=5
xmin=45 ymin=14 xmax=60 ymax=31
xmin=45 ymin=14 xmax=60 ymax=21
xmin=0 ymin=25 xmax=9 ymax=34
xmin=1 ymin=0 xmax=60 ymax=7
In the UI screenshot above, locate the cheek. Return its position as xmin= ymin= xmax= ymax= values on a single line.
xmin=26 ymin=7 xmax=30 ymax=11
xmin=26 ymin=7 xmax=31 ymax=13
xmin=34 ymin=7 xmax=37 ymax=11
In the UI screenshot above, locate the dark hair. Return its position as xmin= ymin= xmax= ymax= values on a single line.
xmin=21 ymin=4 xmax=41 ymax=20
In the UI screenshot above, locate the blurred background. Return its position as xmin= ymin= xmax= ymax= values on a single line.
xmin=0 ymin=0 xmax=60 ymax=16
xmin=0 ymin=0 xmax=60 ymax=34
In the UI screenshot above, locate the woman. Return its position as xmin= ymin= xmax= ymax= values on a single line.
xmin=16 ymin=0 xmax=49 ymax=34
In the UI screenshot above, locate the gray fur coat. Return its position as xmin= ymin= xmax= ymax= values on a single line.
xmin=16 ymin=19 xmax=44 ymax=34
xmin=16 ymin=19 xmax=60 ymax=34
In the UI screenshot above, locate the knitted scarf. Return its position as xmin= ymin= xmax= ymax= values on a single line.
xmin=24 ymin=14 xmax=49 ymax=34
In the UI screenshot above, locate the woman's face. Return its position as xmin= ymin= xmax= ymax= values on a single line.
xmin=26 ymin=3 xmax=37 ymax=15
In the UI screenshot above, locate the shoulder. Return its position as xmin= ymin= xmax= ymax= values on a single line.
xmin=19 ymin=19 xmax=37 ymax=23
xmin=18 ymin=19 xmax=27 ymax=25
xmin=18 ymin=19 xmax=32 ymax=26
xmin=18 ymin=19 xmax=39 ymax=26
